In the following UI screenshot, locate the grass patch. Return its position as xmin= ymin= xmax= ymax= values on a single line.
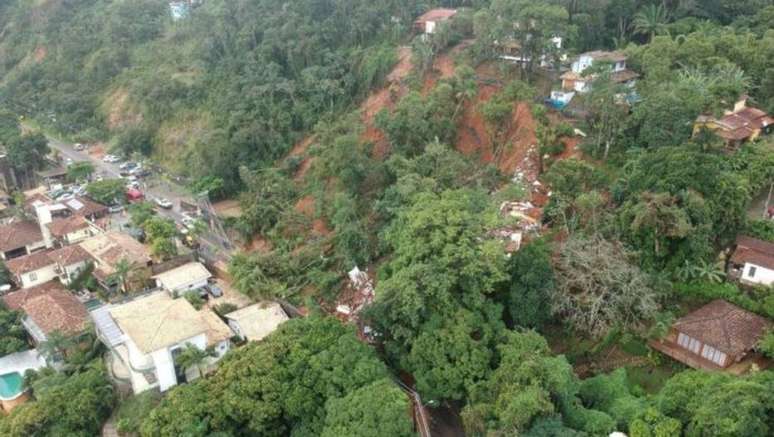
xmin=116 ymin=390 xmax=162 ymax=435
xmin=625 ymin=365 xmax=676 ymax=395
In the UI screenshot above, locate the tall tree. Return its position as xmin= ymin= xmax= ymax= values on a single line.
xmin=632 ymin=4 xmax=670 ymax=42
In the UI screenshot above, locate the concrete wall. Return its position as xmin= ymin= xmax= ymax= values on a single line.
xmin=20 ymin=264 xmax=58 ymax=289
xmin=741 ymin=262 xmax=774 ymax=286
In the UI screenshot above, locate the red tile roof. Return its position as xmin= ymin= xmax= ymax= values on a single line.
xmin=2 ymin=281 xmax=89 ymax=336
xmin=415 ymin=8 xmax=457 ymax=24
xmin=5 ymin=251 xmax=55 ymax=275
xmin=49 ymin=245 xmax=93 ymax=267
xmin=0 ymin=221 xmax=43 ymax=252
xmin=47 ymin=216 xmax=90 ymax=238
xmin=731 ymin=235 xmax=774 ymax=270
xmin=673 ymin=299 xmax=771 ymax=356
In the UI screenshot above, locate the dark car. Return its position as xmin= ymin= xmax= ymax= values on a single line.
xmin=206 ymin=284 xmax=223 ymax=298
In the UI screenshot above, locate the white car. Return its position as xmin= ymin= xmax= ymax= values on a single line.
xmin=102 ymin=154 xmax=122 ymax=163
xmin=74 ymin=143 xmax=85 ymax=151
xmin=154 ymin=197 xmax=173 ymax=209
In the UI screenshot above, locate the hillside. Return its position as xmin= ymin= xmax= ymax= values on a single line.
xmin=0 ymin=0 xmax=420 ymax=192
xmin=1 ymin=1 xmax=774 ymax=437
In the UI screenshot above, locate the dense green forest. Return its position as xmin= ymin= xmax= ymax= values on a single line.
xmin=1 ymin=0 xmax=774 ymax=436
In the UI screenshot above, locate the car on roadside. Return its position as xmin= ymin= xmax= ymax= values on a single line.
xmin=181 ymin=216 xmax=196 ymax=229
xmin=119 ymin=162 xmax=137 ymax=171
xmin=108 ymin=204 xmax=124 ymax=214
xmin=205 ymin=283 xmax=223 ymax=298
xmin=154 ymin=197 xmax=173 ymax=209
xmin=126 ymin=181 xmax=140 ymax=190
xmin=103 ymin=154 xmax=122 ymax=163
xmin=74 ymin=143 xmax=85 ymax=151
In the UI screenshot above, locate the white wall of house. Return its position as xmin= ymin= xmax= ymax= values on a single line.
xmin=60 ymin=261 xmax=89 ymax=285
xmin=572 ymin=55 xmax=594 ymax=74
xmin=155 ymin=333 xmax=207 ymax=392
xmin=160 ymin=278 xmax=209 ymax=296
xmin=741 ymin=262 xmax=774 ymax=286
xmin=19 ymin=264 xmax=58 ymax=289
xmin=63 ymin=228 xmax=93 ymax=245
xmin=25 ymin=240 xmax=47 ymax=254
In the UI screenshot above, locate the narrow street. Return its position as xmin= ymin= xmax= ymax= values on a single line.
xmin=45 ymin=136 xmax=233 ymax=263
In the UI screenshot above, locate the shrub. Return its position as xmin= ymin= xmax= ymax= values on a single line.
xmin=183 ymin=291 xmax=205 ymax=310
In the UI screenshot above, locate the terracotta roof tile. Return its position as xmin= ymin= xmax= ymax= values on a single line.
xmin=415 ymin=8 xmax=457 ymax=24
xmin=0 ymin=221 xmax=43 ymax=252
xmin=673 ymin=300 xmax=771 ymax=356
xmin=6 ymin=251 xmax=55 ymax=275
xmin=731 ymin=235 xmax=774 ymax=270
xmin=49 ymin=245 xmax=94 ymax=267
xmin=47 ymin=216 xmax=90 ymax=238
xmin=2 ymin=281 xmax=88 ymax=336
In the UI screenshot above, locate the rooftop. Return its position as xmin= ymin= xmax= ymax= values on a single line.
xmin=0 ymin=221 xmax=43 ymax=252
xmin=2 ymin=281 xmax=89 ymax=336
xmin=47 ymin=215 xmax=90 ymax=238
xmin=415 ymin=8 xmax=457 ymax=23
xmin=49 ymin=245 xmax=94 ymax=267
xmin=673 ymin=299 xmax=771 ymax=357
xmin=731 ymin=235 xmax=774 ymax=270
xmin=152 ymin=262 xmax=211 ymax=292
xmin=108 ymin=292 xmax=229 ymax=354
xmin=225 ymin=302 xmax=289 ymax=342
xmin=581 ymin=50 xmax=627 ymax=63
xmin=80 ymin=231 xmax=151 ymax=279
xmin=6 ymin=251 xmax=55 ymax=275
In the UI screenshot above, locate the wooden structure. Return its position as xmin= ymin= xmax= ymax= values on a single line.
xmin=649 ymin=300 xmax=771 ymax=374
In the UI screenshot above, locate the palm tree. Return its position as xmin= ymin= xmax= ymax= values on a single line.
xmin=38 ymin=331 xmax=74 ymax=363
xmin=107 ymin=258 xmax=136 ymax=294
xmin=175 ymin=344 xmax=214 ymax=380
xmin=632 ymin=4 xmax=669 ymax=42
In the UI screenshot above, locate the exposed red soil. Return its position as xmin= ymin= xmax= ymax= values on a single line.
xmin=245 ymin=235 xmax=273 ymax=253
xmin=421 ymin=40 xmax=471 ymax=95
xmin=288 ymin=136 xmax=316 ymax=181
xmin=361 ymin=46 xmax=414 ymax=159
xmin=294 ymin=194 xmax=316 ymax=217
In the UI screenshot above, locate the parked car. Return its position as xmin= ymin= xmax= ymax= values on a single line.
xmin=154 ymin=197 xmax=173 ymax=209
xmin=119 ymin=162 xmax=137 ymax=171
xmin=74 ymin=143 xmax=85 ymax=151
xmin=103 ymin=154 xmax=122 ymax=163
xmin=181 ymin=216 xmax=197 ymax=230
xmin=126 ymin=181 xmax=140 ymax=190
xmin=206 ymin=284 xmax=223 ymax=298
xmin=108 ymin=204 xmax=124 ymax=214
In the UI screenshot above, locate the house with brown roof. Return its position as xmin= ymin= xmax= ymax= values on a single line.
xmin=561 ymin=50 xmax=639 ymax=93
xmin=414 ymin=8 xmax=457 ymax=35
xmin=91 ymin=292 xmax=232 ymax=394
xmin=0 ymin=221 xmax=46 ymax=260
xmin=79 ymin=231 xmax=153 ymax=291
xmin=649 ymin=300 xmax=772 ymax=374
xmin=47 ymin=215 xmax=96 ymax=246
xmin=2 ymin=281 xmax=89 ymax=344
xmin=693 ymin=95 xmax=773 ymax=148
xmin=728 ymin=235 xmax=774 ymax=287
xmin=6 ymin=245 xmax=94 ymax=289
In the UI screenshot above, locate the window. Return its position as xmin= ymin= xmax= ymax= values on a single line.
xmin=748 ymin=266 xmax=757 ymax=278
xmin=677 ymin=333 xmax=701 ymax=354
xmin=701 ymin=345 xmax=727 ymax=366
xmin=28 ymin=272 xmax=37 ymax=281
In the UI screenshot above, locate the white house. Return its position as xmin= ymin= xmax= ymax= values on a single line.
xmin=152 ymin=261 xmax=212 ymax=296
xmin=561 ymin=50 xmax=638 ymax=93
xmin=92 ymin=292 xmax=232 ymax=394
xmin=730 ymin=236 xmax=774 ymax=286
xmin=5 ymin=246 xmax=93 ymax=289
xmin=413 ymin=8 xmax=457 ymax=35
xmin=225 ymin=302 xmax=289 ymax=342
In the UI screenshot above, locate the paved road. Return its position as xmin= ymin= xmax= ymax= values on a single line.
xmin=46 ymin=137 xmax=233 ymax=262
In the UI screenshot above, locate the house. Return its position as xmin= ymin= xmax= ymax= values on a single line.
xmin=5 ymin=245 xmax=94 ymax=289
xmin=6 ymin=252 xmax=59 ymax=289
xmin=0 ymin=221 xmax=46 ymax=260
xmin=2 ymin=281 xmax=90 ymax=345
xmin=693 ymin=95 xmax=773 ymax=148
xmin=498 ymin=37 xmax=565 ymax=67
xmin=79 ymin=231 xmax=153 ymax=290
xmin=225 ymin=302 xmax=288 ymax=342
xmin=92 ymin=292 xmax=231 ymax=394
xmin=649 ymin=300 xmax=771 ymax=374
xmin=728 ymin=236 xmax=774 ymax=286
xmin=414 ymin=8 xmax=457 ymax=35
xmin=35 ymin=167 xmax=68 ymax=189
xmin=560 ymin=51 xmax=638 ymax=93
xmin=152 ymin=261 xmax=212 ymax=297
xmin=47 ymin=215 xmax=96 ymax=246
